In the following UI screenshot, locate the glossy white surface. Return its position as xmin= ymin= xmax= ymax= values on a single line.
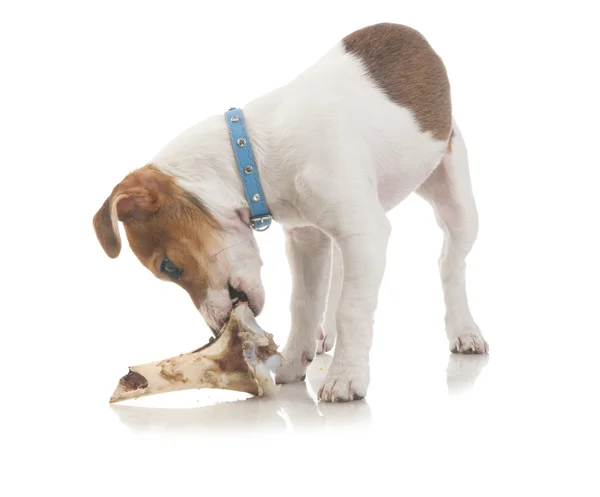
xmin=2 ymin=1 xmax=599 ymax=496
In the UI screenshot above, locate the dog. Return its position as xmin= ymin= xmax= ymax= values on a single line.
xmin=93 ymin=23 xmax=488 ymax=403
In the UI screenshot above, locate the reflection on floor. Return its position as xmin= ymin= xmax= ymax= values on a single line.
xmin=111 ymin=352 xmax=489 ymax=434
xmin=446 ymin=353 xmax=490 ymax=395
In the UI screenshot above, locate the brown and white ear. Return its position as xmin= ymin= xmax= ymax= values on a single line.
xmin=92 ymin=193 xmax=131 ymax=258
xmin=93 ymin=166 xmax=171 ymax=258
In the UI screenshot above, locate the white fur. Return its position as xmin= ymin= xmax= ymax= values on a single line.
xmin=317 ymin=243 xmax=342 ymax=355
xmin=151 ymin=42 xmax=487 ymax=401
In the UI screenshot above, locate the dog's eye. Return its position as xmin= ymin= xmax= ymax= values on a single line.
xmin=160 ymin=257 xmax=183 ymax=280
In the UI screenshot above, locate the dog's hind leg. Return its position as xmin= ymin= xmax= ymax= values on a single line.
xmin=416 ymin=121 xmax=488 ymax=354
xmin=316 ymin=243 xmax=342 ymax=354
xmin=275 ymin=227 xmax=332 ymax=384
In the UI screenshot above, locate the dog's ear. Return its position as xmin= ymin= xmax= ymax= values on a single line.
xmin=93 ymin=192 xmax=133 ymax=258
xmin=93 ymin=171 xmax=166 ymax=258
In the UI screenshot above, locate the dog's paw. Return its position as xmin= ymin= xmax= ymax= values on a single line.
xmin=318 ymin=363 xmax=368 ymax=402
xmin=316 ymin=327 xmax=336 ymax=354
xmin=275 ymin=349 xmax=314 ymax=384
xmin=449 ymin=329 xmax=489 ymax=354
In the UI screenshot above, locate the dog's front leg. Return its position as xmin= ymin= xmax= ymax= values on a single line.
xmin=318 ymin=216 xmax=391 ymax=402
xmin=275 ymin=227 xmax=332 ymax=384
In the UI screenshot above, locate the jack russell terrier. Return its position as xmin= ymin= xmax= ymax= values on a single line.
xmin=93 ymin=23 xmax=488 ymax=402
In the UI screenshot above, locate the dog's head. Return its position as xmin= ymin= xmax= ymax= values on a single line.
xmin=93 ymin=165 xmax=264 ymax=333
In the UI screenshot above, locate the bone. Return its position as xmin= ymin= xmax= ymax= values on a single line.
xmin=109 ymin=303 xmax=282 ymax=403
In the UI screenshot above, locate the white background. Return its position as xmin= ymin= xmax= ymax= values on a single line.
xmin=1 ymin=1 xmax=599 ymax=495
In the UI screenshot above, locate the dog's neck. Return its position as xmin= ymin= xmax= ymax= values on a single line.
xmin=150 ymin=94 xmax=296 ymax=233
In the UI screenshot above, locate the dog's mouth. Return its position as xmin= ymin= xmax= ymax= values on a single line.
xmin=207 ymin=284 xmax=255 ymax=337
xmin=228 ymin=283 xmax=249 ymax=308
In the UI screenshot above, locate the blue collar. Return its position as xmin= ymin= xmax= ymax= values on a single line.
xmin=225 ymin=107 xmax=272 ymax=231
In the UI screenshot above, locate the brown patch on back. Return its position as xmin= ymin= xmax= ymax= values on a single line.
xmin=343 ymin=23 xmax=452 ymax=141
xmin=92 ymin=165 xmax=224 ymax=308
